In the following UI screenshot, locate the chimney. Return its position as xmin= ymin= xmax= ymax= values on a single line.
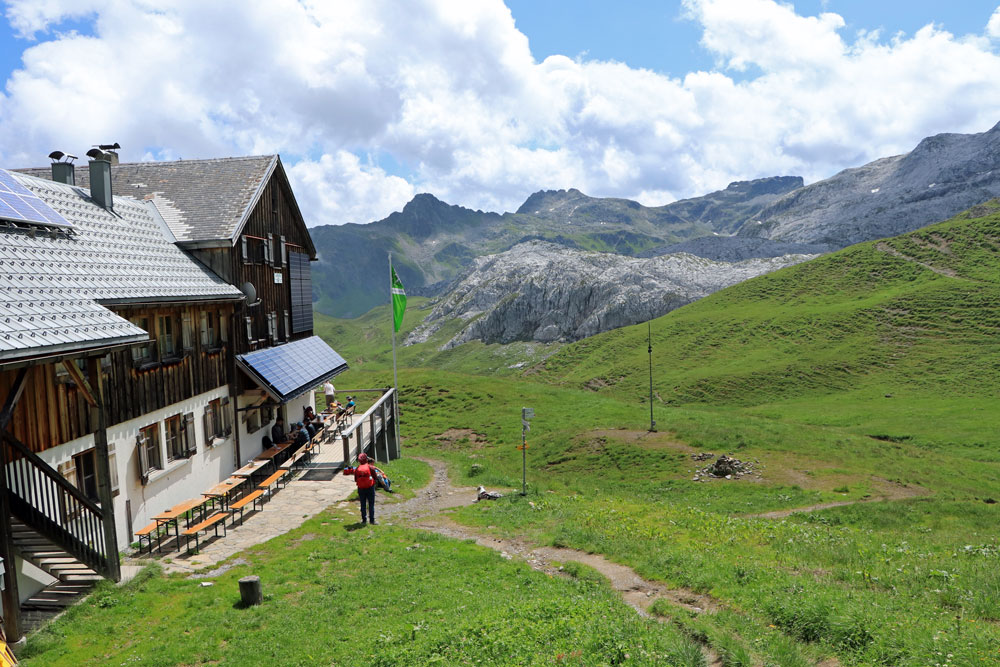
xmin=85 ymin=148 xmax=113 ymax=210
xmin=47 ymin=151 xmax=77 ymax=185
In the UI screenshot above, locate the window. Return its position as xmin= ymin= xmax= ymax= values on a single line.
xmin=245 ymin=316 xmax=254 ymax=343
xmin=200 ymin=311 xmax=216 ymax=348
xmin=283 ymin=310 xmax=290 ymax=342
xmin=74 ymin=449 xmax=99 ymax=502
xmin=130 ymin=316 xmax=156 ymax=365
xmin=182 ymin=312 xmax=194 ymax=351
xmin=166 ymin=413 xmax=197 ymax=460
xmin=247 ymin=408 xmax=260 ymax=434
xmin=158 ymin=314 xmax=179 ymax=360
xmin=276 ymin=235 xmax=285 ymax=269
xmin=59 ymin=445 xmax=119 ymax=500
xmin=203 ymin=397 xmax=232 ymax=446
xmin=137 ymin=423 xmax=162 ymax=483
xmin=219 ymin=313 xmax=228 ymax=343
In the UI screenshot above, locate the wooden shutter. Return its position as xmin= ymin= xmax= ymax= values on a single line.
xmin=182 ymin=312 xmax=194 ymax=351
xmin=107 ymin=441 xmax=120 ymax=496
xmin=221 ymin=397 xmax=232 ymax=436
xmin=203 ymin=403 xmax=215 ymax=447
xmin=183 ymin=412 xmax=197 ymax=456
xmin=57 ymin=459 xmax=77 ymax=488
xmin=245 ymin=316 xmax=253 ymax=343
xmin=264 ymin=234 xmax=273 ymax=265
xmin=241 ymin=236 xmax=249 ymax=261
xmin=136 ymin=433 xmax=149 ymax=484
xmin=277 ymin=235 xmax=285 ymax=269
xmin=283 ymin=310 xmax=290 ymax=341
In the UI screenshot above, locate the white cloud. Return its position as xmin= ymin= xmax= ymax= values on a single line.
xmin=1 ymin=0 xmax=1000 ymax=225
xmin=990 ymin=7 xmax=1000 ymax=40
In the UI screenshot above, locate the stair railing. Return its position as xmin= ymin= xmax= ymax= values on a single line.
xmin=1 ymin=432 xmax=111 ymax=577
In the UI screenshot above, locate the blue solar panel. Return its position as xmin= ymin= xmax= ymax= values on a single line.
xmin=0 ymin=169 xmax=74 ymax=229
xmin=238 ymin=336 xmax=348 ymax=400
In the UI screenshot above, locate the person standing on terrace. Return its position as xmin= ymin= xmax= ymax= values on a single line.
xmin=323 ymin=380 xmax=336 ymax=410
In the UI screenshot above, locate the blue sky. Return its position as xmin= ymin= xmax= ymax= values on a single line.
xmin=1 ymin=1 xmax=1000 ymax=225
xmin=507 ymin=1 xmax=1000 ymax=76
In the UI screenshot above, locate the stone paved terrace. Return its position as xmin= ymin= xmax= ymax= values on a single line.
xmin=129 ymin=441 xmax=358 ymax=576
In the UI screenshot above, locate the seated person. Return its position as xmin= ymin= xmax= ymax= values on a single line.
xmin=304 ymin=405 xmax=324 ymax=426
xmin=292 ymin=422 xmax=309 ymax=447
xmin=305 ymin=420 xmax=317 ymax=439
xmin=270 ymin=417 xmax=285 ymax=444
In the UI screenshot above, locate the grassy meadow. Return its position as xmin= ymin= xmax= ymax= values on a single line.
xmin=23 ymin=205 xmax=1000 ymax=665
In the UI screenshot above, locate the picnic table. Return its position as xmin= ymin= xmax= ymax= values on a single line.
xmin=255 ymin=442 xmax=292 ymax=461
xmin=233 ymin=459 xmax=270 ymax=480
xmin=153 ymin=497 xmax=208 ymax=545
xmin=203 ymin=477 xmax=246 ymax=510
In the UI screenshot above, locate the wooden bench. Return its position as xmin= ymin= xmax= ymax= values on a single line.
xmin=279 ymin=448 xmax=308 ymax=472
xmin=258 ymin=469 xmax=288 ymax=494
xmin=182 ymin=511 xmax=230 ymax=553
xmin=134 ymin=522 xmax=162 ymax=554
xmin=230 ymin=490 xmax=266 ymax=525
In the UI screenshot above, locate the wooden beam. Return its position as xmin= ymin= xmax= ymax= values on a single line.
xmin=0 ymin=368 xmax=25 ymax=639
xmin=60 ymin=360 xmax=98 ymax=408
xmin=87 ymin=357 xmax=121 ymax=583
xmin=0 ymin=367 xmax=27 ymax=431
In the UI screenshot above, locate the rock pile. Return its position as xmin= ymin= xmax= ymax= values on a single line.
xmin=691 ymin=454 xmax=761 ymax=481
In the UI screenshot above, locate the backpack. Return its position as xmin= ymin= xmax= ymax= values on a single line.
xmin=355 ymin=464 xmax=375 ymax=489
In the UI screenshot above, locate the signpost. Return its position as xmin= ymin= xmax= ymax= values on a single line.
xmin=521 ymin=407 xmax=533 ymax=496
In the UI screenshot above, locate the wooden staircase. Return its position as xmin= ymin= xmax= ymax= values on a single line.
xmin=10 ymin=518 xmax=103 ymax=631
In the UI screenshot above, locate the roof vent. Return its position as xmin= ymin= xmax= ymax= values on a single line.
xmin=94 ymin=142 xmax=121 ymax=165
xmin=48 ymin=151 xmax=77 ymax=185
xmin=86 ymin=148 xmax=113 ymax=210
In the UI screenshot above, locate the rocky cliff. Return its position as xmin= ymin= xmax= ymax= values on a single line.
xmin=406 ymin=241 xmax=816 ymax=347
xmin=310 ymin=176 xmax=803 ymax=317
xmin=739 ymin=122 xmax=1000 ymax=246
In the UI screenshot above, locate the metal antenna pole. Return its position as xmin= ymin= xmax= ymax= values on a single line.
xmin=648 ymin=322 xmax=656 ymax=432
xmin=389 ymin=253 xmax=401 ymax=454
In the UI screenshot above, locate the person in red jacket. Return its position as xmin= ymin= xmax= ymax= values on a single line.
xmin=343 ymin=452 xmax=377 ymax=525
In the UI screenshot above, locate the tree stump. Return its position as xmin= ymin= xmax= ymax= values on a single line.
xmin=238 ymin=575 xmax=262 ymax=607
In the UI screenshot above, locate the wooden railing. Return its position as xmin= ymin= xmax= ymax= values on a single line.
xmin=339 ymin=387 xmax=398 ymax=464
xmin=1 ymin=432 xmax=113 ymax=577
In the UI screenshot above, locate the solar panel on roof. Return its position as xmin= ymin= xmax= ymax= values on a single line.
xmin=0 ymin=169 xmax=73 ymax=229
xmin=237 ymin=336 xmax=348 ymax=401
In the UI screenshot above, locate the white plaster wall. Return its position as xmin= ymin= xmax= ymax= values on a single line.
xmin=236 ymin=390 xmax=315 ymax=465
xmin=37 ymin=384 xmax=235 ymax=553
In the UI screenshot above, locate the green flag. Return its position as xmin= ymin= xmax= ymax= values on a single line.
xmin=391 ymin=265 xmax=407 ymax=332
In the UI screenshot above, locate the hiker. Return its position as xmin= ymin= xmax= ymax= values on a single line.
xmin=343 ymin=452 xmax=377 ymax=525
xmin=323 ymin=380 xmax=336 ymax=409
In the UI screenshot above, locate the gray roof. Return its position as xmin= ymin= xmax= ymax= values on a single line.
xmin=18 ymin=155 xmax=277 ymax=244
xmin=0 ymin=171 xmax=244 ymax=362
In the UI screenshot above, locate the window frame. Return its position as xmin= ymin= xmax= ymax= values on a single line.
xmin=137 ymin=423 xmax=162 ymax=484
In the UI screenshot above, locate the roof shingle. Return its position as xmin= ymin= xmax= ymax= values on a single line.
xmin=0 ymin=171 xmax=244 ymax=361
xmin=18 ymin=155 xmax=276 ymax=243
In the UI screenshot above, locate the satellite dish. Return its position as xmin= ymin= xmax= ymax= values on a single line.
xmin=240 ymin=281 xmax=259 ymax=306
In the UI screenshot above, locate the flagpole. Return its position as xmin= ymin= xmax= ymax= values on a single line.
xmin=389 ymin=252 xmax=401 ymax=458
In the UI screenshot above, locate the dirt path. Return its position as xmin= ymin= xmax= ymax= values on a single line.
xmin=383 ymin=459 xmax=724 ymax=665
xmin=748 ymin=477 xmax=930 ymax=519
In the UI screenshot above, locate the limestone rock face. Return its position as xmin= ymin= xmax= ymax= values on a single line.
xmin=739 ymin=122 xmax=1000 ymax=246
xmin=406 ymin=241 xmax=816 ymax=347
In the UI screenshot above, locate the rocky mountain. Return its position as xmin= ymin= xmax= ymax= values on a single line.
xmin=405 ymin=241 xmax=817 ymax=348
xmin=739 ymin=122 xmax=1000 ymax=246
xmin=311 ymin=176 xmax=803 ymax=317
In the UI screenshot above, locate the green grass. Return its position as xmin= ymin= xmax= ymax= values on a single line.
xmin=21 ymin=464 xmax=702 ymax=666
xmin=28 ymin=205 xmax=1000 ymax=665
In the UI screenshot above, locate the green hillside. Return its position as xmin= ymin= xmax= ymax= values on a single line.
xmin=535 ymin=201 xmax=1000 ymax=436
xmin=317 ymin=203 xmax=1000 ymax=665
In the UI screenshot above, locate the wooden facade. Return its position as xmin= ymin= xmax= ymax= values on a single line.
xmin=1 ymin=301 xmax=236 ymax=455
xmin=189 ymin=164 xmax=316 ymax=395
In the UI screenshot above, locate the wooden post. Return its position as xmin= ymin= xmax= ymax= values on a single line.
xmin=239 ymin=575 xmax=262 ymax=606
xmin=342 ymin=434 xmax=350 ymax=466
xmin=0 ymin=367 xmax=27 ymax=641
xmin=88 ymin=357 xmax=121 ymax=582
xmin=379 ymin=399 xmax=387 ymax=463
